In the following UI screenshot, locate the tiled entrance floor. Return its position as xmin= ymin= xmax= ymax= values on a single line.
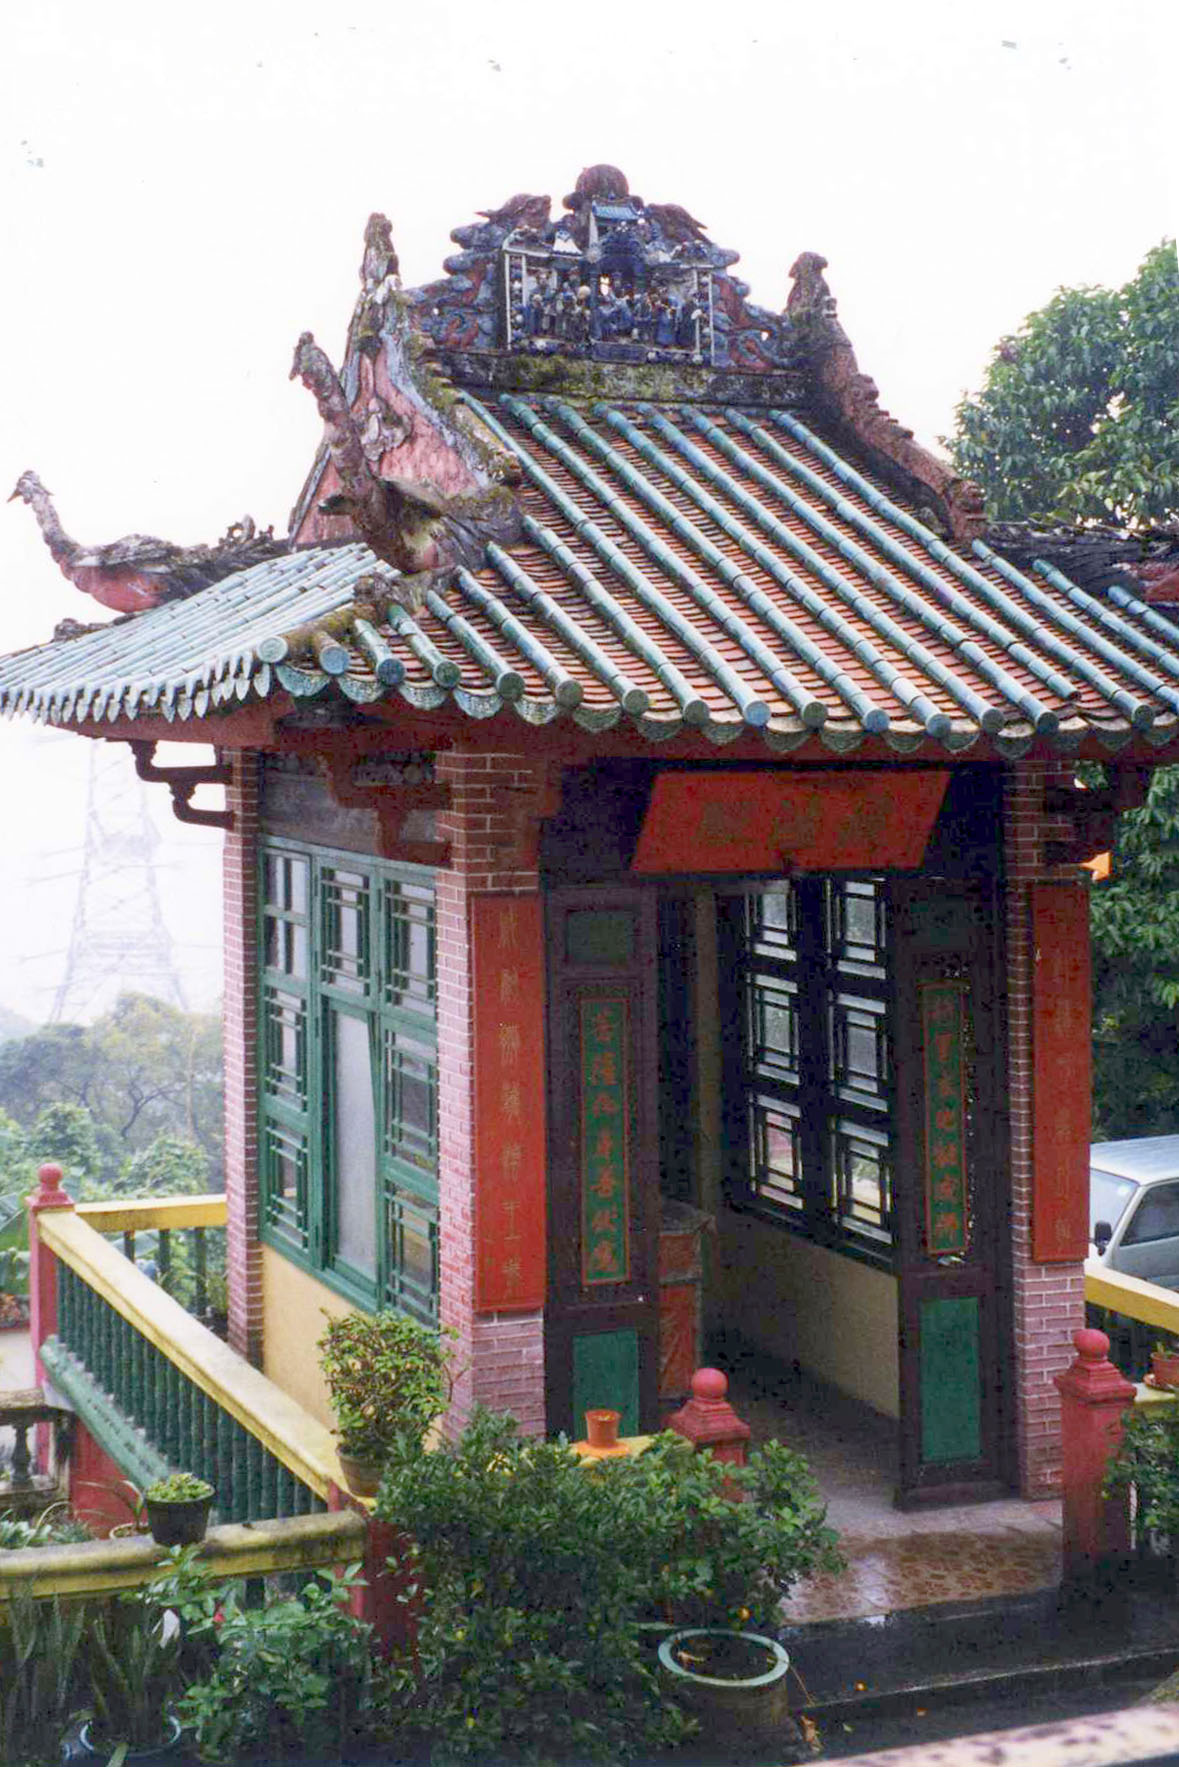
xmin=714 ymin=1348 xmax=1062 ymax=1625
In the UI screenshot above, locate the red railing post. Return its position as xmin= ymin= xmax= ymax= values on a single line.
xmin=327 ymin=1483 xmax=419 ymax=1658
xmin=1054 ymin=1326 xmax=1136 ymax=1583
xmin=665 ymin=1367 xmax=752 ymax=1467
xmin=27 ymin=1163 xmax=75 ymax=1478
xmin=27 ymin=1163 xmax=75 ymax=1386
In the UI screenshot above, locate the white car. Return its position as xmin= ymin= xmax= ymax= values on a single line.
xmin=1091 ymin=1136 xmax=1179 ymax=1290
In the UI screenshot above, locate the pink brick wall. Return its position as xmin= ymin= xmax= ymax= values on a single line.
xmin=222 ymin=751 xmax=264 ymax=1366
xmin=435 ymin=749 xmax=547 ymax=1438
xmin=1004 ymin=758 xmax=1088 ymax=1499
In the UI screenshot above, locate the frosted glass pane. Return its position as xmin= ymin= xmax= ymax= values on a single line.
xmin=334 ymin=1010 xmax=376 ymax=1278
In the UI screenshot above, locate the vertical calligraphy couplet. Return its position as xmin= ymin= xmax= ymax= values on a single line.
xmin=472 ymin=895 xmax=546 ymax=1310
xmin=1031 ymin=881 xmax=1091 ymax=1263
xmin=920 ymin=980 xmax=970 ymax=1258
xmin=580 ymin=997 xmax=631 ymax=1286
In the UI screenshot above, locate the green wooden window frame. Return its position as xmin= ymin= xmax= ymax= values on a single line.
xmin=258 ymin=838 xmax=439 ymax=1321
xmin=723 ymin=878 xmax=895 ymax=1267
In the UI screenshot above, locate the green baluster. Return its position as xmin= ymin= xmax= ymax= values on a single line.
xmin=162 ymin=1360 xmax=180 ymax=1465
xmin=193 ymin=1229 xmax=207 ymax=1317
xmin=142 ymin=1340 xmax=159 ymax=1449
xmin=276 ymin=1465 xmax=296 ymax=1518
xmin=123 ymin=1229 xmax=135 ymax=1264
xmin=216 ymin=1408 xmax=234 ymax=1515
xmin=230 ymin=1422 xmax=249 ymax=1522
xmin=126 ymin=1327 xmax=143 ymax=1428
xmin=157 ymin=1229 xmax=172 ymax=1296
xmin=111 ymin=1314 xmax=129 ymax=1415
xmin=258 ymin=1448 xmax=278 ymax=1520
xmin=96 ymin=1298 xmax=113 ymax=1396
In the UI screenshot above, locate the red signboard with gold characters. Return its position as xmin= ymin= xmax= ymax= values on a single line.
xmin=473 ymin=895 xmax=547 ymax=1311
xmin=632 ymin=769 xmax=950 ymax=874
xmin=1031 ymin=881 xmax=1091 ymax=1263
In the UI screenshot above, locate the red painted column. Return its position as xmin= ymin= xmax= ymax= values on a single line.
xmin=435 ymin=750 xmax=551 ymax=1439
xmin=27 ymin=1162 xmax=74 ymax=1386
xmin=222 ymin=751 xmax=264 ymax=1366
xmin=1004 ymin=763 xmax=1089 ymax=1498
xmin=1054 ymin=1327 xmax=1135 ymax=1581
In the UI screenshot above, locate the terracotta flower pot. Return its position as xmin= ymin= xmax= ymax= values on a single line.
xmin=585 ymin=1408 xmax=621 ymax=1450
xmin=337 ymin=1450 xmax=384 ymax=1497
xmin=1152 ymin=1351 xmax=1179 ymax=1390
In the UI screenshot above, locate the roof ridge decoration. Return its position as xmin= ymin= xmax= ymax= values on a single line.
xmin=7 ymin=472 xmax=287 ymax=614
xmin=404 ymin=164 xmax=791 ymax=374
xmin=785 ymin=252 xmax=986 ymax=545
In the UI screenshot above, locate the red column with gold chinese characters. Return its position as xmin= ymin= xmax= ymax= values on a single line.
xmin=472 ymin=894 xmax=547 ymax=1311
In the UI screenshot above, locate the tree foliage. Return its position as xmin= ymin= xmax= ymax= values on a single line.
xmin=0 ymin=994 xmax=222 ymax=1184
xmin=1090 ymin=766 xmax=1179 ymax=1138
xmin=950 ymin=240 xmax=1179 ymax=529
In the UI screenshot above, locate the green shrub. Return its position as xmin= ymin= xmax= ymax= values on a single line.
xmin=377 ymin=1409 xmax=694 ymax=1762
xmin=1106 ymin=1405 xmax=1179 ymax=1540
xmin=178 ymin=1568 xmax=377 ymax=1763
xmin=317 ymin=1308 xmax=454 ymax=1464
xmin=606 ymin=1431 xmax=844 ymax=1628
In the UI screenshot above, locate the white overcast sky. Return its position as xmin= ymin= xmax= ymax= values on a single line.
xmin=0 ymin=0 xmax=1175 ymax=1021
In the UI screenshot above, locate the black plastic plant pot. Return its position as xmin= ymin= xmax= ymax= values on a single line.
xmin=144 ymin=1491 xmax=214 ymax=1547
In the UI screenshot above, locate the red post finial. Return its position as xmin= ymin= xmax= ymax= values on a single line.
xmin=29 ymin=1165 xmax=74 ymax=1213
xmin=1055 ymin=1326 xmax=1136 ymax=1583
xmin=665 ymin=1366 xmax=752 ymax=1467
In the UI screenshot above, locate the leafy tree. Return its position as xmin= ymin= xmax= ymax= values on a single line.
xmin=116 ymin=1134 xmax=208 ymax=1198
xmin=950 ymin=240 xmax=1179 ymax=529
xmin=1090 ymin=767 xmax=1179 ymax=1138
xmin=0 ymin=994 xmax=222 ymax=1182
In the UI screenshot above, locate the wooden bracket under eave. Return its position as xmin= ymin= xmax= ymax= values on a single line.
xmin=1044 ymin=764 xmax=1153 ymax=866
xmin=486 ymin=765 xmax=564 ymax=870
xmin=321 ymin=755 xmax=452 ymax=866
xmin=128 ymin=740 xmax=234 ymax=831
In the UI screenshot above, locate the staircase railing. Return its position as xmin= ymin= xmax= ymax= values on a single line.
xmin=29 ymin=1169 xmax=339 ymax=1521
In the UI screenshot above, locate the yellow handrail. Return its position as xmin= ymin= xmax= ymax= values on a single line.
xmin=1084 ymin=1257 xmax=1179 ymax=1336
xmin=38 ymin=1209 xmax=340 ymax=1501
xmin=0 ymin=1512 xmax=365 ymax=1601
xmin=76 ymin=1194 xmax=228 ymax=1233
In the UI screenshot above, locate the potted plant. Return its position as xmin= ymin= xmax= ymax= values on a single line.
xmin=317 ymin=1308 xmax=455 ymax=1496
xmin=143 ymin=1472 xmax=215 ymax=1546
xmin=605 ymin=1432 xmax=843 ymax=1741
xmin=79 ymin=1584 xmax=186 ymax=1764
xmin=1151 ymin=1333 xmax=1179 ymax=1390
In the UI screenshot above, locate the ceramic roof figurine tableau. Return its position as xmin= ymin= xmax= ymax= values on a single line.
xmin=5 ymin=163 xmax=1179 ymax=754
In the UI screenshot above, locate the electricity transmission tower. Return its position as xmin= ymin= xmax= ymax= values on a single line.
xmin=49 ymin=744 xmax=187 ymax=1023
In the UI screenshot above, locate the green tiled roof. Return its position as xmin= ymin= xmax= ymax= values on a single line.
xmin=6 ymin=401 xmax=1179 ymax=758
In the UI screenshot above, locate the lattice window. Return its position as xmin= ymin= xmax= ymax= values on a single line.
xmin=725 ymin=877 xmax=895 ymax=1264
xmin=258 ymin=839 xmax=438 ymax=1316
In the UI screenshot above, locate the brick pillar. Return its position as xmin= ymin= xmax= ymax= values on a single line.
xmin=1004 ymin=760 xmax=1089 ymax=1498
xmin=222 ymin=751 xmax=263 ymax=1366
xmin=435 ymin=750 xmax=549 ymax=1439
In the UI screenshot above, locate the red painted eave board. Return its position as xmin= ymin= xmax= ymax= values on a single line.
xmin=632 ymin=769 xmax=952 ymax=873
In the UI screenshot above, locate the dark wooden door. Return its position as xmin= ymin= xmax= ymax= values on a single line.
xmin=544 ymin=887 xmax=662 ymax=1438
xmin=891 ymin=878 xmax=1012 ymax=1504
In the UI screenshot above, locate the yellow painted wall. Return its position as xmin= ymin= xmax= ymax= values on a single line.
xmin=710 ymin=1207 xmax=900 ymax=1418
xmin=260 ymin=1247 xmax=356 ymax=1431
